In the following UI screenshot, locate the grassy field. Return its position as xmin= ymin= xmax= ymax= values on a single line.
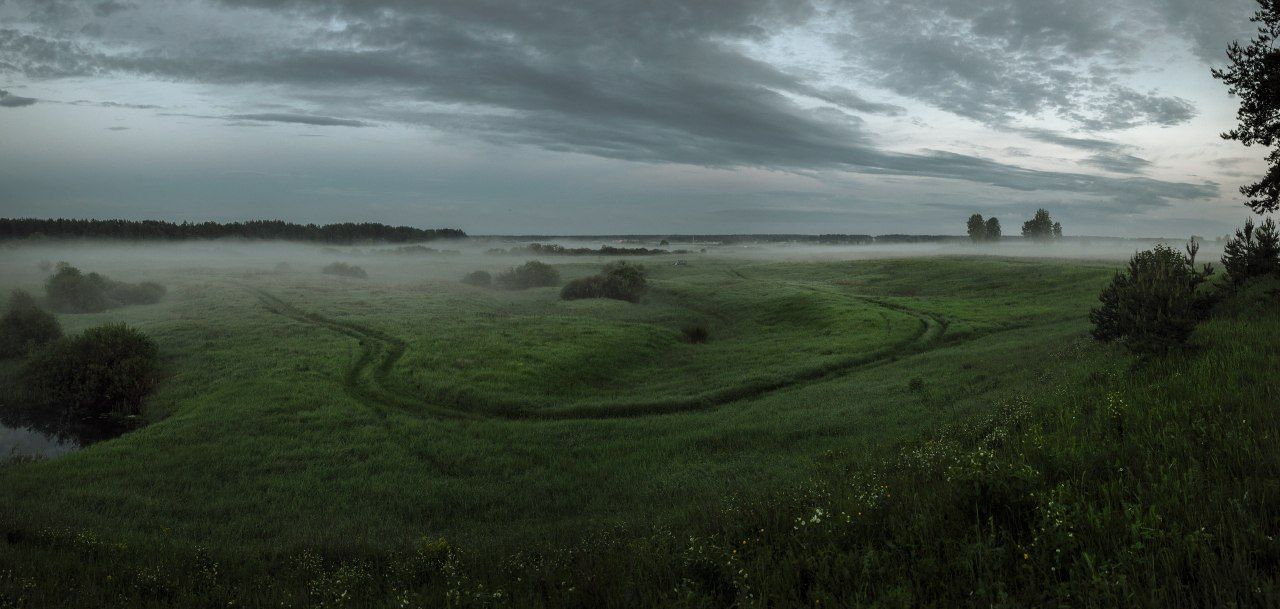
xmin=1 ymin=243 xmax=1275 ymax=607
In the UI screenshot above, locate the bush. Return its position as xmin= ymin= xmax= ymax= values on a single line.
xmin=0 ymin=290 xmax=61 ymax=359
xmin=22 ymin=323 xmax=160 ymax=420
xmin=1089 ymin=244 xmax=1212 ymax=354
xmin=1221 ymin=217 xmax=1280 ymax=283
xmin=321 ymin=262 xmax=368 ymax=279
xmin=45 ymin=262 xmax=112 ymax=313
xmin=680 ymin=322 xmax=709 ymax=344
xmin=495 ymin=261 xmax=560 ymax=290
xmin=560 ymin=275 xmax=605 ymax=300
xmin=44 ymin=262 xmax=167 ymax=313
xmin=461 ymin=270 xmax=492 ymax=287
xmin=560 ymin=262 xmax=648 ymax=302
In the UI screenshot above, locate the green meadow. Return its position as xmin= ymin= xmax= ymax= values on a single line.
xmin=1 ymin=244 xmax=1276 ymax=607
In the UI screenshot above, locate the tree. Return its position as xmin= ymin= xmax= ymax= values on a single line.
xmin=1021 ymin=209 xmax=1060 ymax=241
xmin=967 ymin=214 xmax=986 ymax=242
xmin=1090 ymin=243 xmax=1213 ymax=354
xmin=1212 ymin=0 xmax=1280 ymax=214
xmin=0 ymin=290 xmax=62 ymax=359
xmin=22 ymin=324 xmax=160 ymax=420
xmin=1221 ymin=217 xmax=1280 ymax=282
xmin=984 ymin=217 xmax=1002 ymax=242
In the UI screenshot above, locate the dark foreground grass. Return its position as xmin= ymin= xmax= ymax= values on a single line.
xmin=2 ymin=270 xmax=1278 ymax=606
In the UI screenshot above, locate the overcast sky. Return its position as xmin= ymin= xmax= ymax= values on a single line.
xmin=0 ymin=0 xmax=1268 ymax=235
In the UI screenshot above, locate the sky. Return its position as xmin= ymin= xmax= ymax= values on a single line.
xmin=0 ymin=0 xmax=1269 ymax=236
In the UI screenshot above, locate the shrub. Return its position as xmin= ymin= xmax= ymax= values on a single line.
xmin=495 ymin=261 xmax=560 ymax=290
xmin=680 ymin=322 xmax=710 ymax=344
xmin=1221 ymin=217 xmax=1280 ymax=284
xmin=461 ymin=270 xmax=492 ymax=288
xmin=321 ymin=262 xmax=368 ymax=279
xmin=560 ymin=262 xmax=648 ymax=302
xmin=1089 ymin=243 xmax=1212 ymax=354
xmin=0 ymin=290 xmax=61 ymax=359
xmin=22 ymin=323 xmax=160 ymax=420
xmin=45 ymin=262 xmax=112 ymax=313
xmin=560 ymin=275 xmax=605 ymax=300
xmin=44 ymin=262 xmax=167 ymax=313
xmin=600 ymin=262 xmax=648 ymax=302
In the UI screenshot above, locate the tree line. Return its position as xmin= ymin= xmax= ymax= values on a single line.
xmin=0 ymin=218 xmax=466 ymax=244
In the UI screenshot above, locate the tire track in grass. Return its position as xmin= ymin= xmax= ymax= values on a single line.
xmin=247 ymin=279 xmax=977 ymax=421
xmin=251 ymin=288 xmax=480 ymax=421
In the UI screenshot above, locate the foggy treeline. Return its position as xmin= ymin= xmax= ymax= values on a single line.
xmin=0 ymin=218 xmax=467 ymax=244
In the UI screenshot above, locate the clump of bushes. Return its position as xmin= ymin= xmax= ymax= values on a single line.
xmin=680 ymin=322 xmax=709 ymax=344
xmin=1090 ymin=243 xmax=1212 ymax=354
xmin=1221 ymin=217 xmax=1280 ymax=283
xmin=495 ymin=261 xmax=560 ymax=290
xmin=22 ymin=323 xmax=160 ymax=420
xmin=461 ymin=270 xmax=492 ymax=287
xmin=321 ymin=262 xmax=368 ymax=279
xmin=0 ymin=290 xmax=61 ymax=359
xmin=44 ymin=262 xmax=166 ymax=313
xmin=560 ymin=261 xmax=648 ymax=302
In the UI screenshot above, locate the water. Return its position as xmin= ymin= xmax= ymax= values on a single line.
xmin=0 ymin=408 xmax=131 ymax=459
xmin=0 ymin=423 xmax=81 ymax=458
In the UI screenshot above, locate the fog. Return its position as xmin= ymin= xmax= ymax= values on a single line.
xmin=0 ymin=236 xmax=1224 ymax=296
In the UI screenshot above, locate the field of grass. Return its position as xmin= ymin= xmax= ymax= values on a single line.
xmin=1 ymin=244 xmax=1274 ymax=607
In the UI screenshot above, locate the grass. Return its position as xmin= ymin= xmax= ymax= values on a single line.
xmin=1 ymin=248 xmax=1274 ymax=607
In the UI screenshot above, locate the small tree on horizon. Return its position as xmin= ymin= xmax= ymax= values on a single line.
xmin=1022 ymin=209 xmax=1060 ymax=241
xmin=985 ymin=217 xmax=1001 ymax=241
xmin=967 ymin=214 xmax=986 ymax=242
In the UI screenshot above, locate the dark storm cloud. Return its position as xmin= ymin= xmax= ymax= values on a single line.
xmin=229 ymin=113 xmax=370 ymax=127
xmin=0 ymin=89 xmax=38 ymax=107
xmin=0 ymin=0 xmax=1234 ymax=210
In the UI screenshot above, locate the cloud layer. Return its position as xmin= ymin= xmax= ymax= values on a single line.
xmin=0 ymin=0 xmax=1261 ymax=232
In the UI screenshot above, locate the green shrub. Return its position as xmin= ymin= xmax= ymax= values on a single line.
xmin=1089 ymin=244 xmax=1211 ymax=354
xmin=0 ymin=290 xmax=61 ymax=359
xmin=1221 ymin=217 xmax=1280 ymax=283
xmin=495 ymin=261 xmax=560 ymax=290
xmin=560 ymin=262 xmax=648 ymax=302
xmin=21 ymin=323 xmax=160 ymax=420
xmin=45 ymin=262 xmax=112 ymax=313
xmin=321 ymin=262 xmax=368 ymax=279
xmin=560 ymin=275 xmax=605 ymax=300
xmin=461 ymin=270 xmax=492 ymax=287
xmin=44 ymin=262 xmax=167 ymax=312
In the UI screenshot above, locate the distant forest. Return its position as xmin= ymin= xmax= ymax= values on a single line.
xmin=0 ymin=218 xmax=466 ymax=244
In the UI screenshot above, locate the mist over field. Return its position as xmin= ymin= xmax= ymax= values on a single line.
xmin=0 ymin=235 xmax=1226 ymax=287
